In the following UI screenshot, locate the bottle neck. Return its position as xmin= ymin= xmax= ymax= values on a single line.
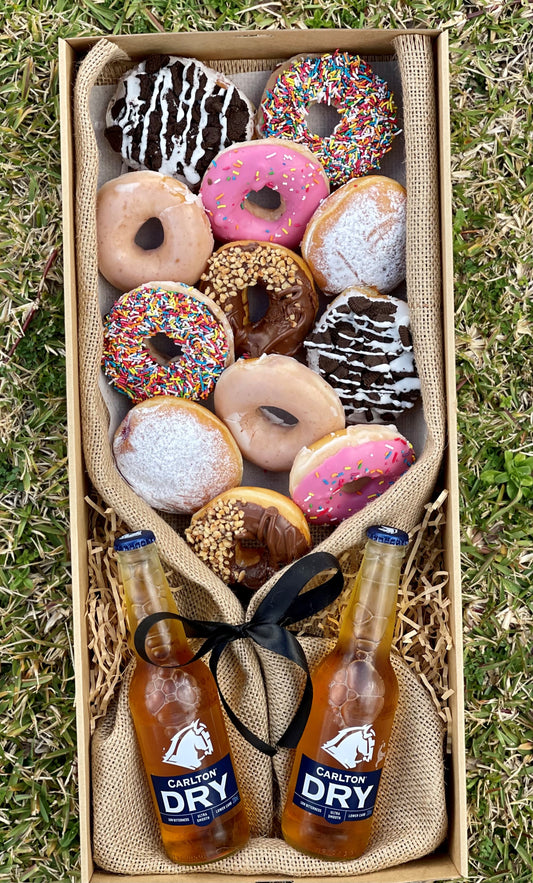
xmin=338 ymin=540 xmax=405 ymax=659
xmin=116 ymin=543 xmax=192 ymax=666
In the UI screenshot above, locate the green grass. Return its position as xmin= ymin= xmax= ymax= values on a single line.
xmin=1 ymin=1 xmax=532 ymax=881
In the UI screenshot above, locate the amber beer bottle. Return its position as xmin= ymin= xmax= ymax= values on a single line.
xmin=281 ymin=525 xmax=409 ymax=860
xmin=114 ymin=530 xmax=249 ymax=864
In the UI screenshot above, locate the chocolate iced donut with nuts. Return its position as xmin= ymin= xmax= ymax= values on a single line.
xmin=185 ymin=487 xmax=312 ymax=590
xmin=304 ymin=285 xmax=420 ymax=423
xmin=199 ymin=241 xmax=318 ymax=357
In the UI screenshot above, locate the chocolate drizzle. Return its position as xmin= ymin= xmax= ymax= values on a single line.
xmin=234 ymin=503 xmax=311 ymax=590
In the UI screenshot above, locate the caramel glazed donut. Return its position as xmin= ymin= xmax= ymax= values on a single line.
xmin=104 ymin=55 xmax=255 ymax=189
xmin=186 ymin=487 xmax=312 ymax=590
xmin=199 ymin=241 xmax=318 ymax=357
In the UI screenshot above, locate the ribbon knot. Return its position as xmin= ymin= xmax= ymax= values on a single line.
xmin=134 ymin=552 xmax=344 ymax=756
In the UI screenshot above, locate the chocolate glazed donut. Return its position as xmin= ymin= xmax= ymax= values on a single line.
xmin=199 ymin=241 xmax=318 ymax=357
xmin=235 ymin=503 xmax=311 ymax=590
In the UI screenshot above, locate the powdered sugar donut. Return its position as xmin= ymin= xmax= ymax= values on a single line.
xmin=113 ymin=397 xmax=243 ymax=514
xmin=199 ymin=139 xmax=329 ymax=249
xmin=289 ymin=424 xmax=415 ymax=525
xmin=104 ymin=55 xmax=255 ymax=189
xmin=214 ymin=354 xmax=345 ymax=472
xmin=102 ymin=282 xmax=234 ymax=403
xmin=304 ymin=285 xmax=420 ymax=423
xmin=256 ymin=52 xmax=398 ymax=187
xmin=302 ymin=175 xmax=406 ymax=295
xmin=96 ymin=171 xmax=214 ymax=292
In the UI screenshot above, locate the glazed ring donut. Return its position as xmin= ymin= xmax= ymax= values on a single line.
xmin=199 ymin=138 xmax=329 ymax=249
xmin=97 ymin=171 xmax=214 ymax=292
xmin=304 ymin=285 xmax=420 ymax=423
xmin=199 ymin=241 xmax=318 ymax=357
xmin=104 ymin=55 xmax=255 ymax=189
xmin=185 ymin=487 xmax=312 ymax=590
xmin=256 ymin=52 xmax=398 ymax=187
xmin=113 ymin=397 xmax=243 ymax=514
xmin=301 ymin=175 xmax=407 ymax=296
xmin=102 ymin=282 xmax=234 ymax=403
xmin=214 ymin=354 xmax=345 ymax=472
xmin=289 ymin=424 xmax=416 ymax=525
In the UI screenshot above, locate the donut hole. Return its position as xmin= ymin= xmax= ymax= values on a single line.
xmin=235 ymin=538 xmax=264 ymax=568
xmin=306 ymin=102 xmax=342 ymax=138
xmin=246 ymin=283 xmax=271 ymax=324
xmin=245 ymin=187 xmax=286 ymax=221
xmin=342 ymin=477 xmax=374 ymax=495
xmin=134 ymin=217 xmax=165 ymax=250
xmin=145 ymin=332 xmax=184 ymax=366
xmin=259 ymin=406 xmax=299 ymax=427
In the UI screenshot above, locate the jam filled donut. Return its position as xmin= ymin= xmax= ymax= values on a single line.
xmin=113 ymin=397 xmax=243 ymax=514
xmin=102 ymin=282 xmax=234 ymax=403
xmin=199 ymin=138 xmax=329 ymax=249
xmin=304 ymin=285 xmax=420 ymax=424
xmin=214 ymin=354 xmax=345 ymax=472
xmin=185 ymin=487 xmax=312 ymax=590
xmin=97 ymin=171 xmax=214 ymax=292
xmin=105 ymin=55 xmax=255 ymax=189
xmin=199 ymin=241 xmax=318 ymax=357
xmin=289 ymin=424 xmax=415 ymax=525
xmin=302 ymin=175 xmax=407 ymax=295
xmin=256 ymin=52 xmax=398 ymax=187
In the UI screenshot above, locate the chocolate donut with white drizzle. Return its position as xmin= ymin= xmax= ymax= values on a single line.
xmin=304 ymin=285 xmax=420 ymax=424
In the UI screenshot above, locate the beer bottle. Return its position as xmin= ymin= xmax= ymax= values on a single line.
xmin=281 ymin=525 xmax=409 ymax=861
xmin=114 ymin=530 xmax=249 ymax=865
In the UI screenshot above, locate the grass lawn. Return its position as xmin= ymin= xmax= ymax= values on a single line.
xmin=1 ymin=1 xmax=532 ymax=881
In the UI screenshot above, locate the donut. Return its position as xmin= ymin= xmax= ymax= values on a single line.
xmin=199 ymin=138 xmax=329 ymax=249
xmin=289 ymin=424 xmax=415 ymax=525
xmin=302 ymin=175 xmax=407 ymax=295
xmin=96 ymin=171 xmax=214 ymax=292
xmin=104 ymin=55 xmax=255 ymax=189
xmin=214 ymin=354 xmax=345 ymax=472
xmin=113 ymin=397 xmax=243 ymax=514
xmin=102 ymin=282 xmax=234 ymax=403
xmin=255 ymin=52 xmax=398 ymax=187
xmin=185 ymin=487 xmax=312 ymax=590
xmin=304 ymin=285 xmax=420 ymax=423
xmin=198 ymin=241 xmax=318 ymax=357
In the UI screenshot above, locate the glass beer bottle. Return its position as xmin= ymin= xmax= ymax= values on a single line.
xmin=114 ymin=530 xmax=249 ymax=864
xmin=281 ymin=525 xmax=409 ymax=861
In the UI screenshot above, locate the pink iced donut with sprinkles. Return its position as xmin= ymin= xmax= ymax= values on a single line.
xmin=102 ymin=281 xmax=234 ymax=403
xmin=199 ymin=138 xmax=329 ymax=248
xmin=289 ymin=424 xmax=415 ymax=525
xmin=256 ymin=52 xmax=399 ymax=188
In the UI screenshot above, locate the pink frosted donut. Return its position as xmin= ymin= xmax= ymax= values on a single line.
xmin=199 ymin=138 xmax=329 ymax=249
xmin=289 ymin=424 xmax=415 ymax=524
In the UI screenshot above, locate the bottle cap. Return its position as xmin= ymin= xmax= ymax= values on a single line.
xmin=114 ymin=530 xmax=156 ymax=552
xmin=366 ymin=525 xmax=409 ymax=546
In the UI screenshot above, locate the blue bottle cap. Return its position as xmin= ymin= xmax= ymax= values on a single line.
xmin=114 ymin=530 xmax=156 ymax=552
xmin=366 ymin=525 xmax=409 ymax=546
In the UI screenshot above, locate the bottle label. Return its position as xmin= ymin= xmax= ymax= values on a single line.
xmin=151 ymin=753 xmax=241 ymax=827
xmin=292 ymin=754 xmax=382 ymax=824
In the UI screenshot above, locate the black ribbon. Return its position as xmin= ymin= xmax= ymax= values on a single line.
xmin=133 ymin=552 xmax=344 ymax=756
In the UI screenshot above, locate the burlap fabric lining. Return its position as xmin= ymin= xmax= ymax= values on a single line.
xmin=74 ymin=33 xmax=447 ymax=875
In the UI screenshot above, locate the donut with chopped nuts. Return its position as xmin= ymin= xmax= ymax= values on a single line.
xmin=185 ymin=487 xmax=312 ymax=590
xmin=199 ymin=241 xmax=318 ymax=357
xmin=304 ymin=285 xmax=420 ymax=423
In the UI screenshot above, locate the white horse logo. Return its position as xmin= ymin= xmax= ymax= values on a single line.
xmin=162 ymin=719 xmax=214 ymax=770
xmin=321 ymin=725 xmax=376 ymax=769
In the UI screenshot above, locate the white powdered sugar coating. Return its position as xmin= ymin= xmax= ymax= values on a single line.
xmin=305 ymin=184 xmax=406 ymax=294
xmin=113 ymin=403 xmax=241 ymax=513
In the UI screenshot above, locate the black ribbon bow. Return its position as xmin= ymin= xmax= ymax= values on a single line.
xmin=133 ymin=552 xmax=344 ymax=756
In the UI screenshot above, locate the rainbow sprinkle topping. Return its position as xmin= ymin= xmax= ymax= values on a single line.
xmin=258 ymin=51 xmax=399 ymax=187
xmin=102 ymin=284 xmax=230 ymax=402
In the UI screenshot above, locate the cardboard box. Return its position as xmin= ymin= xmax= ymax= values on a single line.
xmin=60 ymin=27 xmax=468 ymax=883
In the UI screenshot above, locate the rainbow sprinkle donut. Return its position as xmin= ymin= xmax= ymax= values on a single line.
xmin=102 ymin=282 xmax=234 ymax=403
xmin=256 ymin=52 xmax=399 ymax=187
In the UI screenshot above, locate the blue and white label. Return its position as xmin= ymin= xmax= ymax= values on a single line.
xmin=151 ymin=753 xmax=240 ymax=826
xmin=292 ymin=755 xmax=382 ymax=823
